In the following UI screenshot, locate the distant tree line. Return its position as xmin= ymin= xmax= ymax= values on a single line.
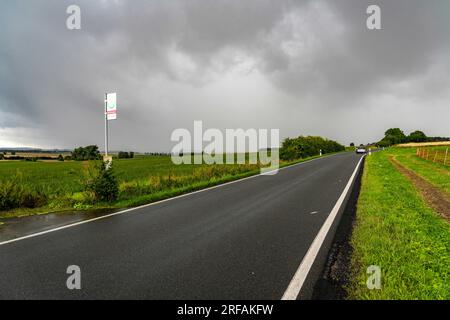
xmin=71 ymin=146 xmax=137 ymax=161
xmin=117 ymin=151 xmax=135 ymax=159
xmin=72 ymin=145 xmax=101 ymax=161
xmin=280 ymin=136 xmax=345 ymax=161
xmin=378 ymin=128 xmax=450 ymax=147
xmin=144 ymin=152 xmax=171 ymax=156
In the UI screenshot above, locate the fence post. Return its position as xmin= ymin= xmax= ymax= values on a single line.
xmin=445 ymin=148 xmax=449 ymax=166
xmin=433 ymin=151 xmax=438 ymax=163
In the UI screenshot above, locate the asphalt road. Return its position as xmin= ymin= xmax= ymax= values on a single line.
xmin=0 ymin=152 xmax=364 ymax=300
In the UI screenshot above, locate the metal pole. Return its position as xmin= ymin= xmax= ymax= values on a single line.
xmin=444 ymin=148 xmax=448 ymax=166
xmin=105 ymin=93 xmax=108 ymax=157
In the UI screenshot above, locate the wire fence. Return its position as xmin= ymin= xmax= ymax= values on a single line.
xmin=416 ymin=147 xmax=450 ymax=166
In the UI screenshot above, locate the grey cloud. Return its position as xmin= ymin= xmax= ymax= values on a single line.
xmin=0 ymin=0 xmax=449 ymax=150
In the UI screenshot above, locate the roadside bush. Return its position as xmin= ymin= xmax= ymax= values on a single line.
xmin=0 ymin=175 xmax=48 ymax=211
xmin=84 ymin=161 xmax=119 ymax=202
xmin=280 ymin=136 xmax=345 ymax=161
xmin=0 ymin=180 xmax=22 ymax=210
xmin=21 ymin=190 xmax=47 ymax=208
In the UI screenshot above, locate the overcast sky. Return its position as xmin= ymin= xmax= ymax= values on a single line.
xmin=1 ymin=0 xmax=449 ymax=152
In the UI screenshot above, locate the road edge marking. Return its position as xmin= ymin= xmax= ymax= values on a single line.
xmin=281 ymin=155 xmax=365 ymax=300
xmin=0 ymin=152 xmax=350 ymax=246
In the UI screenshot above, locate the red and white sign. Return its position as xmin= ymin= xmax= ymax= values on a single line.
xmin=106 ymin=93 xmax=117 ymax=120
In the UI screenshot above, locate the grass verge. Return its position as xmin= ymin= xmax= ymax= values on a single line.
xmin=347 ymin=150 xmax=450 ymax=299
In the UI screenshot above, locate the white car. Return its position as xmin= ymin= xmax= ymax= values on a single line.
xmin=356 ymin=148 xmax=367 ymax=154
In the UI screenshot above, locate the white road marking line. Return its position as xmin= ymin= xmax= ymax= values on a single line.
xmin=0 ymin=153 xmax=349 ymax=246
xmin=281 ymin=155 xmax=365 ymax=300
xmin=309 ymin=211 xmax=318 ymax=215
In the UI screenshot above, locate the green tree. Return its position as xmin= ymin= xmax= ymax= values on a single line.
xmin=379 ymin=128 xmax=407 ymax=146
xmin=407 ymin=130 xmax=427 ymax=143
xmin=118 ymin=151 xmax=130 ymax=159
xmin=72 ymin=145 xmax=101 ymax=161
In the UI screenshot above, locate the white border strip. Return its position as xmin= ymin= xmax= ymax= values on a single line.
xmin=0 ymin=153 xmax=345 ymax=246
xmin=281 ymin=155 xmax=365 ymax=300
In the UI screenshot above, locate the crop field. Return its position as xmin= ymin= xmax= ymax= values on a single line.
xmin=0 ymin=153 xmax=333 ymax=218
xmin=397 ymin=141 xmax=450 ymax=148
xmin=0 ymin=156 xmax=219 ymax=194
xmin=0 ymin=155 xmax=260 ymax=217
xmin=348 ymin=148 xmax=450 ymax=299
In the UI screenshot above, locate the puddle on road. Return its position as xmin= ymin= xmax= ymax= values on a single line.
xmin=0 ymin=208 xmax=121 ymax=242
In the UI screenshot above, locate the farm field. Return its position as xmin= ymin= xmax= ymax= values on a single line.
xmin=348 ymin=148 xmax=450 ymax=299
xmin=0 ymin=153 xmax=336 ymax=218
xmin=397 ymin=141 xmax=450 ymax=148
xmin=393 ymin=147 xmax=450 ymax=196
xmin=0 ymin=155 xmax=252 ymax=218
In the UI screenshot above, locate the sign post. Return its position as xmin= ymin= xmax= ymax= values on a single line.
xmin=105 ymin=93 xmax=108 ymax=157
xmin=104 ymin=93 xmax=117 ymax=162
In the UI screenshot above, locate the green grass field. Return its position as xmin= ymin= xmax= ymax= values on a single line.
xmin=393 ymin=147 xmax=450 ymax=196
xmin=0 ymin=153 xmax=339 ymax=218
xmin=0 ymin=155 xmax=259 ymax=217
xmin=348 ymin=148 xmax=450 ymax=299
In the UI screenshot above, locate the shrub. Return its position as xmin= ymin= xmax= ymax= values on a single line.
xmin=280 ymin=136 xmax=345 ymax=161
xmin=84 ymin=161 xmax=119 ymax=202
xmin=0 ymin=180 xmax=23 ymax=210
xmin=21 ymin=190 xmax=47 ymax=208
xmin=0 ymin=175 xmax=48 ymax=211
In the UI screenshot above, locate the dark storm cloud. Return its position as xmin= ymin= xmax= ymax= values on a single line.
xmin=0 ymin=0 xmax=449 ymax=149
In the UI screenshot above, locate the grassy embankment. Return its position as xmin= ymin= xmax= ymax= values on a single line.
xmin=0 ymin=152 xmax=343 ymax=218
xmin=348 ymin=148 xmax=450 ymax=299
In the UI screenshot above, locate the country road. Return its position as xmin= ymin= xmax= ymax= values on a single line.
xmin=0 ymin=152 xmax=364 ymax=300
